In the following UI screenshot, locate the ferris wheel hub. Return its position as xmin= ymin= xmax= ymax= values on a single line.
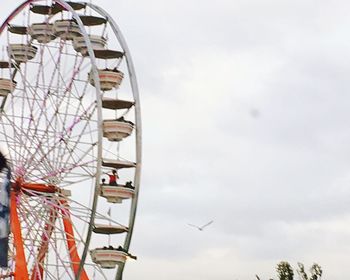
xmin=13 ymin=179 xmax=57 ymax=193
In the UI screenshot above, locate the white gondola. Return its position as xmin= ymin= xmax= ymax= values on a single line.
xmin=102 ymin=158 xmax=136 ymax=169
xmin=100 ymin=184 xmax=134 ymax=203
xmin=53 ymin=20 xmax=81 ymax=40
xmin=0 ymin=79 xmax=16 ymax=96
xmin=79 ymin=15 xmax=107 ymax=26
xmin=93 ymin=224 xmax=128 ymax=234
xmin=73 ymin=35 xmax=106 ymax=56
xmin=29 ymin=23 xmax=56 ymax=44
xmin=90 ymin=248 xmax=128 ymax=269
xmin=88 ymin=69 xmax=124 ymax=91
xmin=102 ymin=97 xmax=134 ymax=110
xmin=103 ymin=120 xmax=133 ymax=142
xmin=8 ymin=25 xmax=27 ymax=35
xmin=8 ymin=44 xmax=37 ymax=63
xmin=94 ymin=49 xmax=123 ymax=59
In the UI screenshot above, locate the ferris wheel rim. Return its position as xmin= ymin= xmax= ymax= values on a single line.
xmin=83 ymin=2 xmax=143 ymax=279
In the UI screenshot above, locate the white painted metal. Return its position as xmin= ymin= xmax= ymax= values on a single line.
xmin=85 ymin=3 xmax=143 ymax=279
xmin=0 ymin=79 xmax=16 ymax=96
xmin=7 ymin=44 xmax=37 ymax=62
xmin=90 ymin=249 xmax=127 ymax=269
xmin=73 ymin=35 xmax=106 ymax=56
xmin=53 ymin=19 xmax=81 ymax=40
xmin=102 ymin=159 xmax=136 ymax=169
xmin=88 ymin=69 xmax=124 ymax=91
xmin=29 ymin=23 xmax=56 ymax=43
xmin=101 ymin=98 xmax=134 ymax=110
xmin=93 ymin=224 xmax=128 ymax=234
xmin=100 ymin=185 xmax=134 ymax=203
xmin=103 ymin=120 xmax=133 ymax=142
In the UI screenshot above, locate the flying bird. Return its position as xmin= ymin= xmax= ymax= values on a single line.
xmin=187 ymin=220 xmax=213 ymax=231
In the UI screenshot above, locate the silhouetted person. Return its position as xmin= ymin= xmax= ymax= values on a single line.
xmin=125 ymin=181 xmax=133 ymax=189
xmin=0 ymin=152 xmax=7 ymax=172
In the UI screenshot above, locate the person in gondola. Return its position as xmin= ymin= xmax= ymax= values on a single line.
xmin=125 ymin=181 xmax=133 ymax=189
xmin=116 ymin=246 xmax=137 ymax=260
xmin=108 ymin=170 xmax=119 ymax=186
xmin=116 ymin=116 xmax=134 ymax=126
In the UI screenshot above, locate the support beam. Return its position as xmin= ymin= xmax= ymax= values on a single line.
xmin=10 ymin=192 xmax=29 ymax=280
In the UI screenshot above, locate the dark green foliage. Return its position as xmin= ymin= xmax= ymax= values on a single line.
xmin=297 ymin=263 xmax=308 ymax=280
xmin=256 ymin=262 xmax=322 ymax=280
xmin=288 ymin=262 xmax=322 ymax=280
xmin=276 ymin=261 xmax=294 ymax=280
xmin=310 ymin=263 xmax=322 ymax=280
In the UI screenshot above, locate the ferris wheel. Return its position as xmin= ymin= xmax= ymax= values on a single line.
xmin=0 ymin=0 xmax=142 ymax=279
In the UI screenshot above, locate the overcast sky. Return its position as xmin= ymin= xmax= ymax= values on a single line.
xmin=2 ymin=0 xmax=350 ymax=279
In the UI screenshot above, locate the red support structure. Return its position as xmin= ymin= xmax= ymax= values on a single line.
xmin=10 ymin=192 xmax=29 ymax=280
xmin=9 ymin=180 xmax=89 ymax=279
xmin=31 ymin=208 xmax=57 ymax=280
xmin=60 ymin=201 xmax=89 ymax=280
